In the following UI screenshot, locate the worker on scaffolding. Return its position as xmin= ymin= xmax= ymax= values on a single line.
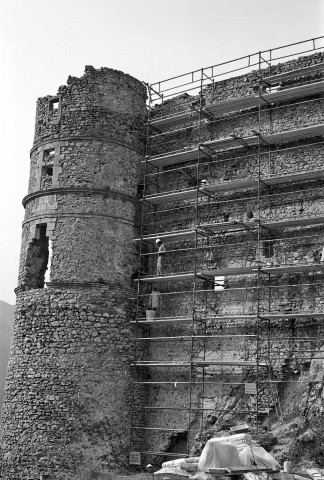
xmin=156 ymin=238 xmax=166 ymax=276
xmin=149 ymin=286 xmax=163 ymax=318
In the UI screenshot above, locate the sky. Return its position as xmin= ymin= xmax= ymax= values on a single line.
xmin=0 ymin=0 xmax=323 ymax=305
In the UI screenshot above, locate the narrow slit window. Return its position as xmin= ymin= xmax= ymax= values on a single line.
xmin=44 ymin=239 xmax=53 ymax=286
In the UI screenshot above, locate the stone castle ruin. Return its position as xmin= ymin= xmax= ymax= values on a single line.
xmin=1 ymin=37 xmax=324 ymax=478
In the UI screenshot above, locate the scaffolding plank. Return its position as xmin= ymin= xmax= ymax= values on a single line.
xmin=260 ymin=263 xmax=324 ymax=274
xmin=144 ymin=179 xmax=257 ymax=205
xmin=262 ymin=124 xmax=324 ymax=144
xmin=204 ymin=315 xmax=258 ymax=321
xmin=200 ymin=214 xmax=324 ymax=233
xmin=200 ymin=178 xmax=257 ymax=194
xmin=144 ymin=188 xmax=202 ymax=205
xmin=263 ymin=169 xmax=324 ymax=185
xmin=133 ymin=360 xmax=266 ymax=367
xmin=139 ymin=272 xmax=196 ymax=283
xmin=260 ymin=80 xmax=324 ymax=104
xmin=200 ymin=266 xmax=256 ymax=277
xmin=259 ymin=313 xmax=324 ymax=319
xmin=130 ymin=316 xmax=193 ymax=325
xmin=146 ymin=147 xmax=203 ymax=167
xmin=134 ymin=229 xmax=195 ymax=244
xmin=264 ymin=63 xmax=324 ymax=84
xmin=199 ymin=221 xmax=259 ymax=233
xmin=149 ymin=110 xmax=200 ymax=131
xmin=205 ymin=96 xmax=258 ymax=116
xmin=199 ymin=263 xmax=324 ymax=278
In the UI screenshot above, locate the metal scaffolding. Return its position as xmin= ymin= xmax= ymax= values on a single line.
xmin=130 ymin=36 xmax=324 ymax=462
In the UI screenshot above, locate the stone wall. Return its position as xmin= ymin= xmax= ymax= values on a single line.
xmin=0 ymin=67 xmax=147 ymax=479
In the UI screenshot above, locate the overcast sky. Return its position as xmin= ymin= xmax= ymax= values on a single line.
xmin=0 ymin=0 xmax=323 ymax=305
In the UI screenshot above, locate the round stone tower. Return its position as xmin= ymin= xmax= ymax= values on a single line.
xmin=1 ymin=66 xmax=147 ymax=479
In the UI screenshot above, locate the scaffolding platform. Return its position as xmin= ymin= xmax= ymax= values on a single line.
xmin=259 ymin=312 xmax=324 ymax=320
xmin=147 ymin=124 xmax=324 ymax=167
xmin=144 ymin=187 xmax=206 ymax=205
xmin=135 ymin=214 xmax=324 ymax=244
xmin=144 ymin=169 xmax=324 ymax=205
xmin=199 ymin=263 xmax=324 ymax=277
xmin=149 ymin=79 xmax=324 ymax=132
xmin=131 ymin=315 xmax=260 ymax=325
xmin=139 ymin=272 xmax=198 ymax=283
xmin=263 ymin=62 xmax=324 ymax=85
xmin=199 ymin=221 xmax=259 ymax=234
xmin=130 ymin=316 xmax=194 ymax=325
xmin=204 ymin=315 xmax=258 ymax=321
xmin=144 ymin=179 xmax=256 ymax=205
xmin=133 ymin=360 xmax=267 ymax=367
xmin=261 ymin=169 xmax=324 ymax=186
xmin=200 ymin=214 xmax=324 ymax=234
xmin=135 ymin=229 xmax=196 ymax=244
xmin=200 ymin=266 xmax=257 ymax=277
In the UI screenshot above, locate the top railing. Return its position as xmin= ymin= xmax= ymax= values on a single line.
xmin=148 ymin=36 xmax=324 ymax=104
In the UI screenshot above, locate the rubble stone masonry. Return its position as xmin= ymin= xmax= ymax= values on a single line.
xmin=0 ymin=67 xmax=147 ymax=479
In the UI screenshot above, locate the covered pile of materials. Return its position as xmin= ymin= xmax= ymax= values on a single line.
xmin=154 ymin=433 xmax=280 ymax=480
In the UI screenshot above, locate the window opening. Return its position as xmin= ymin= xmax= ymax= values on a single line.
xmin=43 ymin=148 xmax=55 ymax=163
xmin=47 ymin=97 xmax=61 ymax=123
xmin=44 ymin=239 xmax=53 ymax=286
xmin=23 ymin=225 xmax=49 ymax=289
xmin=48 ymin=98 xmax=59 ymax=119
xmin=214 ymin=276 xmax=225 ymax=291
xmin=41 ymin=165 xmax=53 ymax=189
xmin=261 ymin=240 xmax=274 ymax=259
